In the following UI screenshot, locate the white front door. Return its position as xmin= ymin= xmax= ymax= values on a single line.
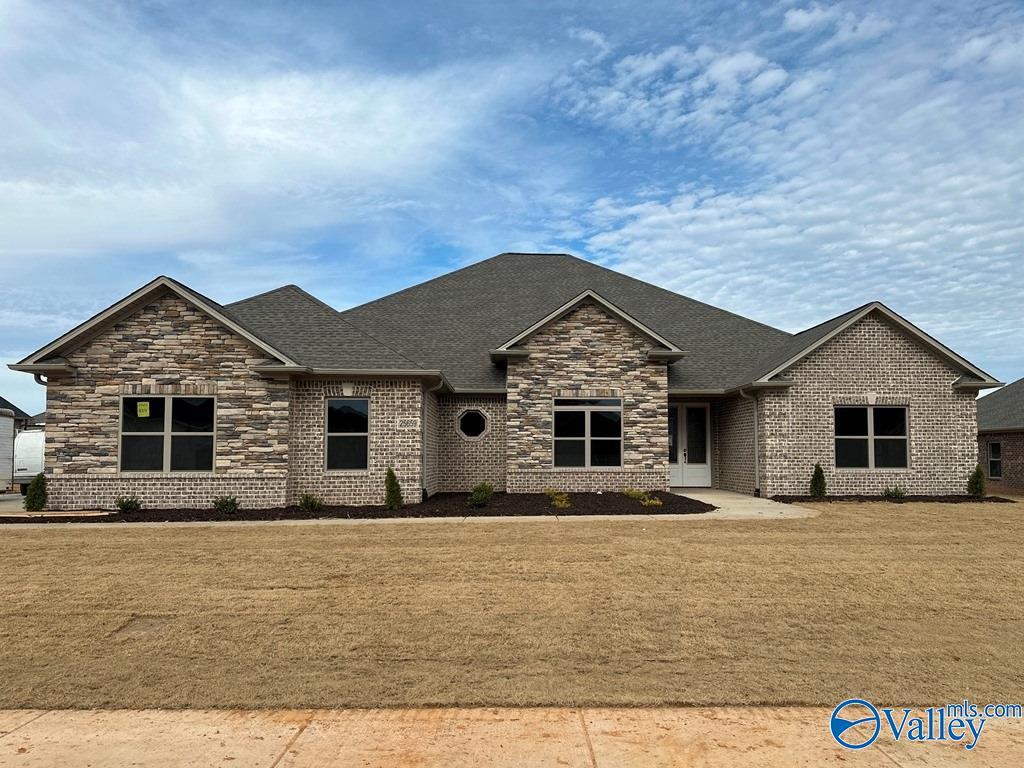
xmin=669 ymin=403 xmax=711 ymax=487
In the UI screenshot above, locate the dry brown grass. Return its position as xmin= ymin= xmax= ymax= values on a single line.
xmin=1 ymin=499 xmax=1022 ymax=709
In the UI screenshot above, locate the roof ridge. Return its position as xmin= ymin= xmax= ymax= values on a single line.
xmin=225 ymin=284 xmax=299 ymax=307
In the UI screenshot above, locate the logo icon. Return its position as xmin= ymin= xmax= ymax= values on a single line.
xmin=830 ymin=699 xmax=881 ymax=749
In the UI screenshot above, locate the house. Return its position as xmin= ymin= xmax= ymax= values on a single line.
xmin=28 ymin=411 xmax=46 ymax=428
xmin=0 ymin=395 xmax=32 ymax=432
xmin=977 ymin=377 xmax=1024 ymax=488
xmin=8 ymin=253 xmax=1002 ymax=511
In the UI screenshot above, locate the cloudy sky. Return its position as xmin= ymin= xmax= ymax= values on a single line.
xmin=1 ymin=0 xmax=1022 ymax=412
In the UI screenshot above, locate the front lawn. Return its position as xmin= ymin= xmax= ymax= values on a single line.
xmin=0 ymin=499 xmax=1021 ymax=708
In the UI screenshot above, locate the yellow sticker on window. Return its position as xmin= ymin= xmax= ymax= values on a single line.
xmin=137 ymin=401 xmax=150 ymax=418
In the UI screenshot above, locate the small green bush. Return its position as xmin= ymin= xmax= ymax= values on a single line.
xmin=115 ymin=495 xmax=142 ymax=513
xmin=467 ymin=482 xmax=495 ymax=508
xmin=967 ymin=465 xmax=986 ymax=498
xmin=545 ymin=488 xmax=571 ymax=509
xmin=623 ymin=487 xmax=647 ymax=501
xmin=881 ymin=485 xmax=906 ymax=501
xmin=384 ymin=467 xmax=403 ymax=510
xmin=639 ymin=495 xmax=664 ymax=507
xmin=23 ymin=473 xmax=47 ymax=512
xmin=810 ymin=463 xmax=827 ymax=499
xmin=298 ymin=493 xmax=323 ymax=514
xmin=213 ymin=495 xmax=239 ymax=515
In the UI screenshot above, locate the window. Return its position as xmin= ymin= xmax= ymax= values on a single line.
xmin=553 ymin=398 xmax=622 ymax=468
xmin=458 ymin=409 xmax=487 ymax=438
xmin=989 ymin=442 xmax=1002 ymax=479
xmin=327 ymin=398 xmax=369 ymax=470
xmin=120 ymin=396 xmax=215 ymax=472
xmin=834 ymin=406 xmax=908 ymax=469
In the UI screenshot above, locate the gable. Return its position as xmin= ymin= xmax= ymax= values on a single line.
xmin=520 ymin=300 xmax=660 ymax=358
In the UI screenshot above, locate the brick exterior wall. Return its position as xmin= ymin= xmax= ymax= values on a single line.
xmin=434 ymin=395 xmax=507 ymax=492
xmin=422 ymin=389 xmax=441 ymax=496
xmin=758 ymin=312 xmax=977 ymax=496
xmin=44 ymin=292 xmax=290 ymax=510
xmin=979 ymin=432 xmax=1024 ymax=488
xmin=712 ymin=395 xmax=756 ymax=493
xmin=287 ymin=378 xmax=423 ymax=506
xmin=505 ymin=301 xmax=669 ymax=493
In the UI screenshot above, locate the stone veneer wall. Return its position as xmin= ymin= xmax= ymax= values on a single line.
xmin=435 ymin=394 xmax=507 ymax=492
xmin=979 ymin=432 xmax=1024 ymax=488
xmin=505 ymin=302 xmax=669 ymax=493
xmin=287 ymin=378 xmax=423 ymax=505
xmin=44 ymin=292 xmax=290 ymax=510
xmin=712 ymin=396 xmax=756 ymax=493
xmin=758 ymin=313 xmax=977 ymax=496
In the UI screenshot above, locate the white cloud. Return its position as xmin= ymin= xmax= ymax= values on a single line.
xmin=784 ymin=5 xmax=838 ymax=32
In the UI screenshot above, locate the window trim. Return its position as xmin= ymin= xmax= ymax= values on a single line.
xmin=551 ymin=397 xmax=623 ymax=469
xmin=988 ymin=442 xmax=1003 ymax=479
xmin=456 ymin=407 xmax=489 ymax=441
xmin=834 ymin=405 xmax=910 ymax=471
xmin=324 ymin=397 xmax=371 ymax=473
xmin=118 ymin=394 xmax=217 ymax=474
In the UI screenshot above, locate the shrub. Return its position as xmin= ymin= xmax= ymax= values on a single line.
xmin=23 ymin=473 xmax=47 ymax=512
xmin=298 ymin=493 xmax=323 ymax=514
xmin=384 ymin=467 xmax=403 ymax=510
xmin=881 ymin=485 xmax=906 ymax=501
xmin=623 ymin=487 xmax=646 ymax=501
xmin=967 ymin=465 xmax=986 ymax=499
xmin=545 ymin=488 xmax=571 ymax=509
xmin=115 ymin=494 xmax=142 ymax=513
xmin=810 ymin=463 xmax=827 ymax=499
xmin=467 ymin=482 xmax=495 ymax=508
xmin=213 ymin=495 xmax=239 ymax=515
xmin=639 ymin=495 xmax=664 ymax=507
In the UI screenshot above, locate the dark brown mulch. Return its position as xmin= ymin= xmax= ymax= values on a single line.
xmin=773 ymin=494 xmax=1016 ymax=504
xmin=0 ymin=491 xmax=715 ymax=524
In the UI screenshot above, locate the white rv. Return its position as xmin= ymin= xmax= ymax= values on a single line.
xmin=13 ymin=429 xmax=44 ymax=494
xmin=0 ymin=409 xmax=13 ymax=493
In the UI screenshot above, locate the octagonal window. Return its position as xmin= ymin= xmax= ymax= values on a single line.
xmin=458 ymin=409 xmax=487 ymax=439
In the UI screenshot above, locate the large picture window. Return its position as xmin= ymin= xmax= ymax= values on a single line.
xmin=834 ymin=406 xmax=908 ymax=469
xmin=120 ymin=396 xmax=215 ymax=472
xmin=553 ymin=398 xmax=622 ymax=468
xmin=327 ymin=398 xmax=369 ymax=470
xmin=989 ymin=442 xmax=1002 ymax=479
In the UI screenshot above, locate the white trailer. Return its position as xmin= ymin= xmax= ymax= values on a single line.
xmin=13 ymin=429 xmax=44 ymax=494
xmin=0 ymin=409 xmax=13 ymax=493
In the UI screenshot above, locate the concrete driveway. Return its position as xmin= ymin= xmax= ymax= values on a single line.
xmin=0 ymin=493 xmax=24 ymax=514
xmin=1 ymin=708 xmax=1020 ymax=767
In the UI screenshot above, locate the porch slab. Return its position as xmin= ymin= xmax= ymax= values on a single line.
xmin=670 ymin=488 xmax=817 ymax=520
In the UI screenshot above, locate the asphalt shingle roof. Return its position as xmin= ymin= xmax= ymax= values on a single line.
xmin=336 ymin=253 xmax=794 ymax=391
xmin=978 ymin=377 xmax=1024 ymax=432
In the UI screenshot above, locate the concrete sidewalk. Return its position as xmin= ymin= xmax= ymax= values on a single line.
xmin=1 ymin=707 xmax=1020 ymax=767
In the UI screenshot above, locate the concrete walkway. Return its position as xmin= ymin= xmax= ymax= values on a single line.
xmin=673 ymin=487 xmax=818 ymax=519
xmin=1 ymin=707 xmax=1020 ymax=766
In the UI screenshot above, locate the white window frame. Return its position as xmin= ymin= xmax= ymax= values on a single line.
xmin=989 ymin=442 xmax=1002 ymax=479
xmin=456 ymin=408 xmax=489 ymax=441
xmin=834 ymin=405 xmax=909 ymax=471
xmin=118 ymin=395 xmax=216 ymax=473
xmin=552 ymin=397 xmax=623 ymax=469
xmin=325 ymin=397 xmax=370 ymax=472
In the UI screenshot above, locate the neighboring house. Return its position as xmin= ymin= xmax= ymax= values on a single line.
xmin=977 ymin=377 xmax=1024 ymax=488
xmin=0 ymin=396 xmax=32 ymax=432
xmin=8 ymin=253 xmax=1002 ymax=511
xmin=28 ymin=411 xmax=46 ymax=428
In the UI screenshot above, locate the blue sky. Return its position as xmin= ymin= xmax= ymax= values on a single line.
xmin=1 ymin=0 xmax=1022 ymax=412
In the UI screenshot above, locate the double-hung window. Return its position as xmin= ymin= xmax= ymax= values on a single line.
xmin=834 ymin=406 xmax=908 ymax=469
xmin=326 ymin=398 xmax=369 ymax=470
xmin=553 ymin=398 xmax=622 ymax=468
xmin=120 ymin=396 xmax=215 ymax=472
xmin=989 ymin=442 xmax=1002 ymax=479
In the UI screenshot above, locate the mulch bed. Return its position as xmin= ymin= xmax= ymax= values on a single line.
xmin=773 ymin=494 xmax=1016 ymax=504
xmin=0 ymin=491 xmax=715 ymax=524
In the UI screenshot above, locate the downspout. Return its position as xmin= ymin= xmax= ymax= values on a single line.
xmin=739 ymin=388 xmax=761 ymax=497
xmin=33 ymin=374 xmax=48 ymax=386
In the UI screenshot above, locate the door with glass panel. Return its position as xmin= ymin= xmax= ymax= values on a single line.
xmin=669 ymin=403 xmax=711 ymax=486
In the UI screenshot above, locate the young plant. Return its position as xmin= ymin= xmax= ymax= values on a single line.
xmin=967 ymin=465 xmax=986 ymax=499
xmin=115 ymin=494 xmax=142 ymax=513
xmin=23 ymin=473 xmax=47 ymax=512
xmin=467 ymin=482 xmax=495 ymax=508
xmin=298 ymin=493 xmax=323 ymax=514
xmin=545 ymin=488 xmax=571 ymax=509
xmin=881 ymin=485 xmax=906 ymax=501
xmin=213 ymin=495 xmax=240 ymax=515
xmin=810 ymin=463 xmax=827 ymax=499
xmin=639 ymin=494 xmax=664 ymax=507
xmin=384 ymin=467 xmax=404 ymax=510
xmin=623 ymin=487 xmax=647 ymax=501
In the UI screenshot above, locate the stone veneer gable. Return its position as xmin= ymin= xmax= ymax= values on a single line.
xmin=758 ymin=312 xmax=977 ymax=496
xmin=504 ymin=301 xmax=669 ymax=493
